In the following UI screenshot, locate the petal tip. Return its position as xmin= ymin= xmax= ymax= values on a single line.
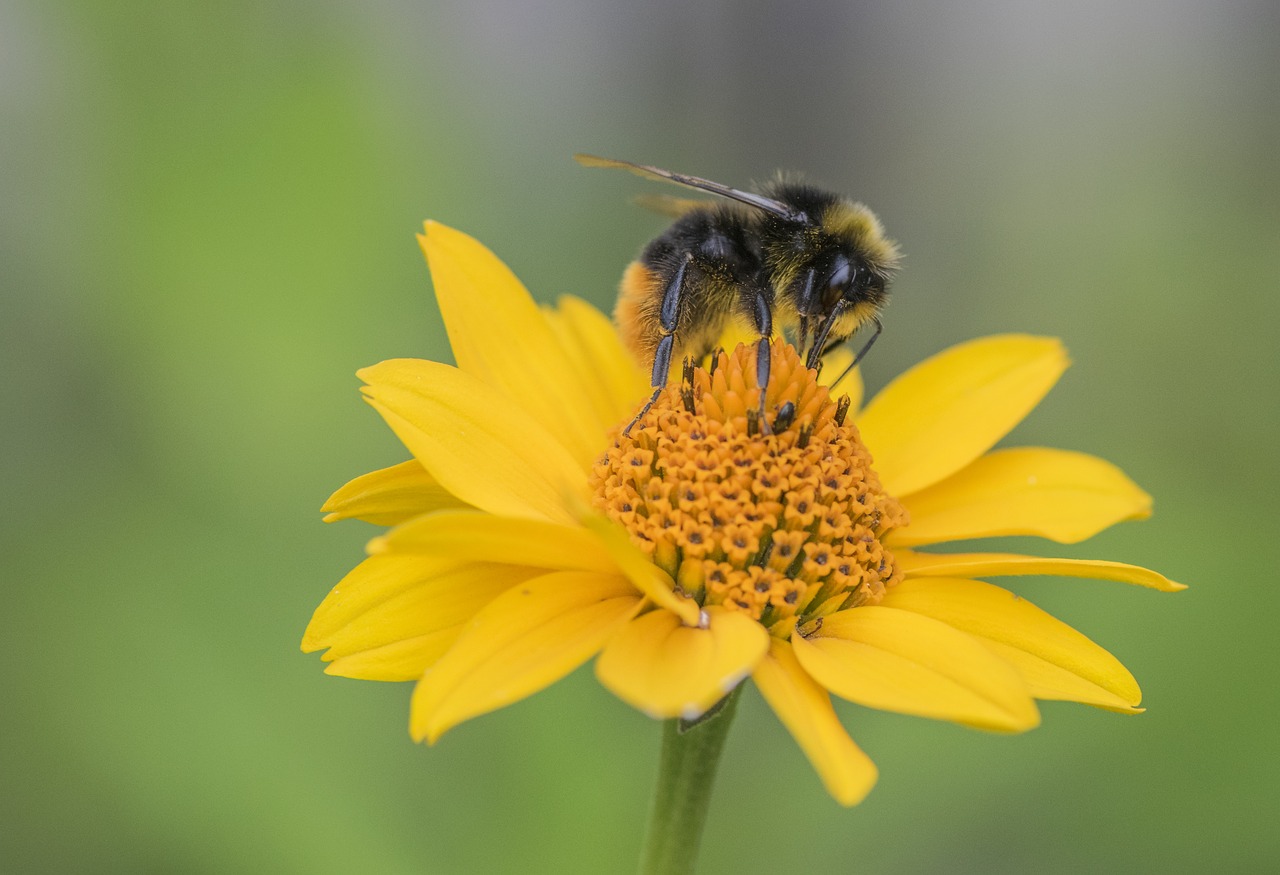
xmin=418 ymin=713 xmax=458 ymax=746
xmin=417 ymin=222 xmax=450 ymax=259
xmin=301 ymin=618 xmax=329 ymax=653
xmin=1011 ymin=334 xmax=1070 ymax=379
xmin=832 ymin=770 xmax=880 ymax=807
xmin=678 ymin=703 xmax=709 ymax=721
xmin=719 ymin=670 xmax=752 ymax=695
xmin=419 ymin=220 xmax=470 ymax=254
xmin=410 ymin=709 xmax=443 ymax=746
xmin=355 ymin=360 xmax=387 ymax=385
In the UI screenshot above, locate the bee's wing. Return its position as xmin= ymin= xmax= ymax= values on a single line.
xmin=575 ymin=154 xmax=804 ymax=222
xmin=632 ymin=193 xmax=716 ymax=219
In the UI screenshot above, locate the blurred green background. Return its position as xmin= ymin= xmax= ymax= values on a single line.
xmin=4 ymin=2 xmax=1277 ymax=873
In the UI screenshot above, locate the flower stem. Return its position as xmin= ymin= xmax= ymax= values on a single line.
xmin=637 ymin=686 xmax=743 ymax=875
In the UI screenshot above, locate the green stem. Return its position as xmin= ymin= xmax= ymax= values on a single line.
xmin=637 ymin=686 xmax=742 ymax=875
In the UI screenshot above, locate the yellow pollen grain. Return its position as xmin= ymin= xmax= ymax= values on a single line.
xmin=590 ymin=341 xmax=909 ymax=627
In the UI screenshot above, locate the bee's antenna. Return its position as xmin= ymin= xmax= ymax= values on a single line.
xmin=829 ymin=317 xmax=884 ymax=391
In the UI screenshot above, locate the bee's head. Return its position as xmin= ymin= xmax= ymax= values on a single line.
xmin=776 ymin=223 xmax=894 ymax=352
xmin=816 ymin=250 xmax=889 ymax=314
xmin=764 ymin=185 xmax=897 ymax=303
xmin=818 ymin=199 xmax=898 ymax=300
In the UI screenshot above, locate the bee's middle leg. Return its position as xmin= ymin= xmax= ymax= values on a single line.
xmin=749 ymin=287 xmax=775 ymax=435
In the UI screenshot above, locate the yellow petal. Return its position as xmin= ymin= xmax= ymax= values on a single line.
xmin=319 ymin=563 xmax=537 ymax=663
xmin=817 ymin=347 xmax=863 ymax=414
xmin=542 ymin=304 xmax=621 ymax=431
xmin=898 ymin=550 xmax=1186 ymax=592
xmin=792 ymin=606 xmax=1040 ymax=731
xmin=595 ymin=607 xmax=769 ymax=719
xmin=580 ymin=512 xmax=702 ymax=625
xmin=753 ymin=639 xmax=877 ymax=806
xmin=410 ymin=571 xmax=641 ymax=743
xmin=371 ymin=510 xmax=619 ymax=574
xmin=321 ymin=459 xmax=470 ymax=525
xmin=982 ymin=641 xmax=1143 ymax=713
xmin=890 ymin=448 xmax=1152 ymax=547
xmin=358 ymin=358 xmax=584 ymax=524
xmin=324 ymin=630 xmax=460 ymax=681
xmin=857 ymin=335 xmax=1069 ymax=496
xmin=306 ymin=558 xmax=536 ymax=680
xmin=303 ymin=554 xmax=467 ymax=651
xmin=881 ymin=577 xmax=1141 ymax=710
xmin=544 ymin=295 xmax=647 ymax=427
xmin=419 ymin=222 xmax=605 ymax=464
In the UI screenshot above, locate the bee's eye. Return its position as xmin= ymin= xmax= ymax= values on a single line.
xmin=826 ymin=257 xmax=852 ymax=292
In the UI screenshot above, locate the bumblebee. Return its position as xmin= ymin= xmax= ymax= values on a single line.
xmin=575 ymin=154 xmax=899 ymax=433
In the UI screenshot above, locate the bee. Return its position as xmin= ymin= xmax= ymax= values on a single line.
xmin=575 ymin=154 xmax=900 ymax=433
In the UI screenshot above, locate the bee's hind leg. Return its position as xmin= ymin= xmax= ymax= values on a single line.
xmin=622 ymin=335 xmax=673 ymax=436
xmin=622 ymin=255 xmax=691 ymax=436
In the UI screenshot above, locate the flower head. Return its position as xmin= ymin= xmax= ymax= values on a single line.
xmin=304 ymin=222 xmax=1182 ymax=806
xmin=592 ymin=341 xmax=907 ymax=627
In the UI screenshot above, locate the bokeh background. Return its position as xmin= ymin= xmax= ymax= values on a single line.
xmin=4 ymin=1 xmax=1277 ymax=872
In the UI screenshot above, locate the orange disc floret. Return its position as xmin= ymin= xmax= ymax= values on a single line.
xmin=590 ymin=340 xmax=908 ymax=631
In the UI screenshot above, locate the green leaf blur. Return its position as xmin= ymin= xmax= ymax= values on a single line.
xmin=4 ymin=2 xmax=1276 ymax=873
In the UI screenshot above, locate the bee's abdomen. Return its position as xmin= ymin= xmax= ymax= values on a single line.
xmin=615 ymin=255 xmax=741 ymax=375
xmin=615 ymin=207 xmax=763 ymax=374
xmin=615 ymin=261 xmax=665 ymax=365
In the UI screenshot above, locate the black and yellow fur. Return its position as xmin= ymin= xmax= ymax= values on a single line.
xmin=578 ymin=154 xmax=900 ymax=432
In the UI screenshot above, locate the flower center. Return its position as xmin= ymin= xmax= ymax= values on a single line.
xmin=591 ymin=341 xmax=908 ymax=634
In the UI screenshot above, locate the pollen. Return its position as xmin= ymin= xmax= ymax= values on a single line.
xmin=590 ymin=341 xmax=909 ymax=630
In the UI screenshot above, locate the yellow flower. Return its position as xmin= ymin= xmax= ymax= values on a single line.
xmin=303 ymin=222 xmax=1182 ymax=806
